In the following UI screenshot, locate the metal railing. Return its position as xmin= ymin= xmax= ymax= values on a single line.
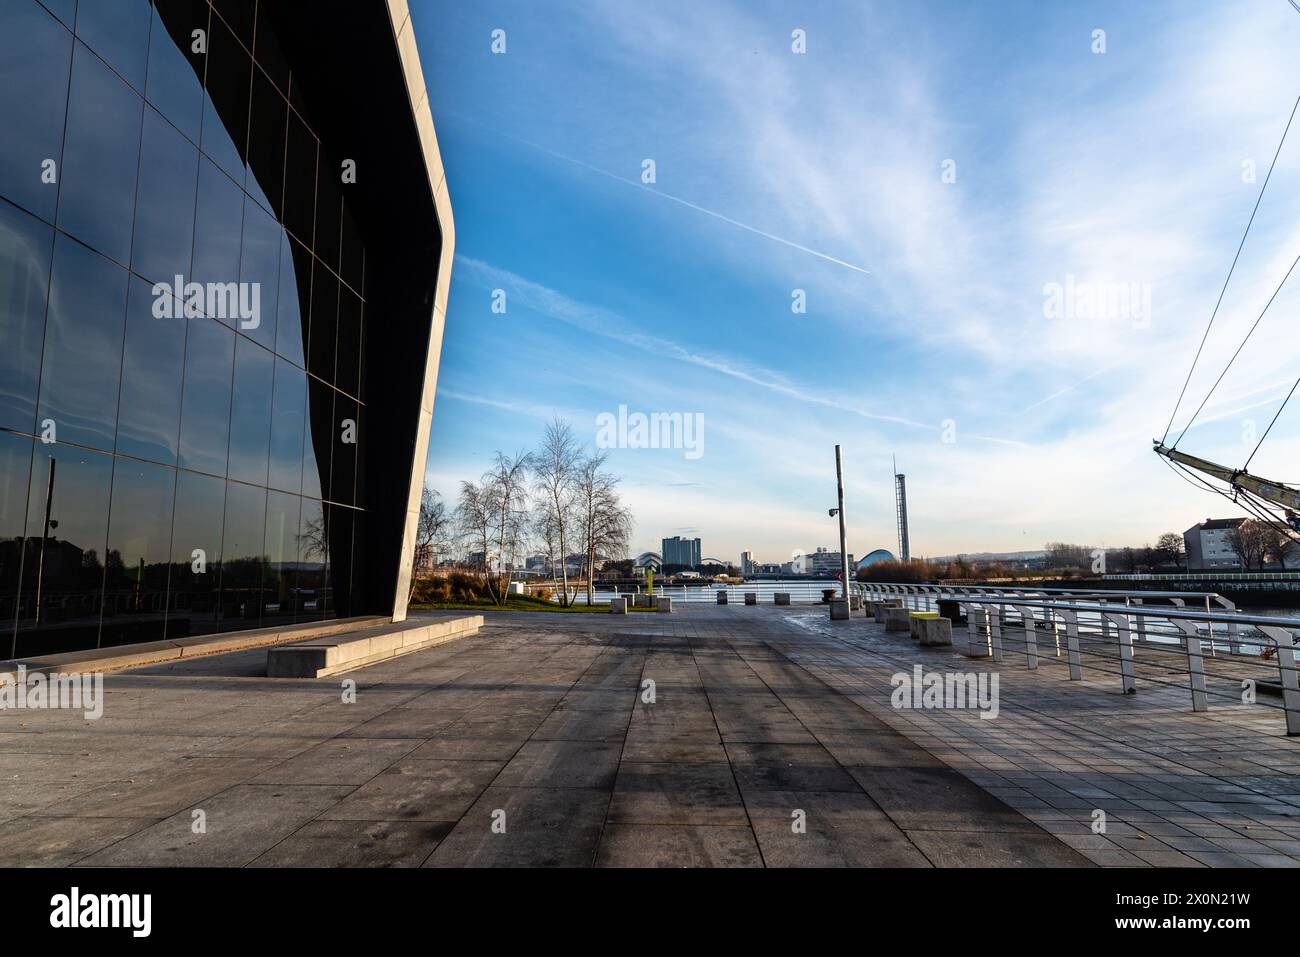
xmin=856 ymin=581 xmax=1300 ymax=735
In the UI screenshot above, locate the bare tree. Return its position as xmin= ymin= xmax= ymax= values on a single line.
xmin=1259 ymin=523 xmax=1294 ymax=570
xmin=410 ymin=488 xmax=450 ymax=601
xmin=573 ymin=452 xmax=633 ymax=604
xmin=456 ymin=479 xmax=494 ymax=594
xmin=1226 ymin=519 xmax=1269 ymax=571
xmin=532 ymin=418 xmax=581 ymax=605
xmin=1154 ymin=532 xmax=1185 ymax=571
xmin=483 ymin=452 xmax=531 ymax=604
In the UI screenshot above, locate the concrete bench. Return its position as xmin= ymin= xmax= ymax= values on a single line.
xmin=610 ymin=598 xmax=627 ymax=614
xmin=717 ymin=591 xmax=728 ymax=604
xmin=774 ymin=592 xmax=791 ymax=606
xmin=744 ymin=592 xmax=757 ymax=605
xmin=657 ymin=596 xmax=672 ymax=613
xmin=915 ymin=615 xmax=953 ymax=647
xmin=909 ymin=611 xmax=940 ymax=640
xmin=873 ymin=599 xmax=903 ymax=623
xmin=884 ymin=606 xmax=912 ymax=632
xmin=267 ymin=615 xmax=483 ymax=679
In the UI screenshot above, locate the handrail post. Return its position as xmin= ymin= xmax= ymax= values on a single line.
xmin=989 ymin=604 xmax=1004 ymax=662
xmin=1214 ymin=596 xmax=1242 ymax=654
xmin=1130 ymin=597 xmax=1147 ymax=643
xmin=1063 ymin=609 xmax=1082 ymax=680
xmin=1260 ymin=626 xmax=1300 ymax=736
xmin=1171 ymin=619 xmax=1209 ymax=712
xmin=1017 ymin=604 xmax=1038 ymax=670
xmin=1105 ymin=611 xmax=1137 ymax=694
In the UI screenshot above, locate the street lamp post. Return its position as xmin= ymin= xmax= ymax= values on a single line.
xmin=835 ymin=445 xmax=850 ymax=603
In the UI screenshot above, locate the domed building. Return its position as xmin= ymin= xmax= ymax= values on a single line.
xmin=856 ymin=549 xmax=896 ymax=570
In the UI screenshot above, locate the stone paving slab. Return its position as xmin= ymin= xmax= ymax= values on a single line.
xmin=7 ymin=606 xmax=1228 ymax=867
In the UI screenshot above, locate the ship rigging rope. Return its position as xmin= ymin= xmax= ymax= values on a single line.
xmin=1171 ymin=247 xmax=1300 ymax=448
xmin=1163 ymin=92 xmax=1300 ymax=448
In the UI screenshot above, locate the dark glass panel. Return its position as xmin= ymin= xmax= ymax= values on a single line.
xmin=252 ymin=2 xmax=289 ymax=94
xmin=146 ymin=0 xmax=208 ymax=145
xmin=36 ymin=234 xmax=127 ymax=451
xmin=296 ymin=496 xmax=327 ymax=621
xmin=345 ymin=508 xmax=364 ymax=616
xmin=339 ymin=200 xmax=363 ymax=293
xmin=115 ymin=274 xmax=184 ymax=465
xmin=0 ymin=432 xmax=33 ymax=652
xmin=335 ymin=287 xmax=361 ymax=399
xmin=216 ymin=478 xmax=264 ymax=629
xmin=14 ymin=442 xmax=111 ymax=656
xmin=0 ymin=1 xmax=73 ymax=222
xmin=38 ymin=0 xmax=75 ymax=29
xmin=314 ymin=149 xmax=341 ymax=270
xmin=267 ymin=358 xmax=304 ymax=493
xmin=100 ymin=456 xmax=174 ymax=646
xmin=0 ymin=199 xmax=54 ymax=434
xmin=165 ymin=467 xmax=224 ymax=638
xmin=262 ymin=489 xmax=298 ymax=624
xmin=57 ymin=41 xmax=143 ymax=266
xmin=199 ymin=14 xmax=250 ymax=186
xmin=302 ymin=374 xmax=332 ymax=501
xmin=282 ymin=107 xmax=316 ymax=247
xmin=274 ymin=232 xmax=309 ymax=367
xmin=245 ymin=67 xmax=286 ymax=218
xmin=326 ymin=503 xmax=355 ymax=619
xmin=357 ymin=298 xmax=365 ymax=403
xmin=307 ymin=265 xmax=337 ymax=384
xmin=74 ymin=0 xmax=150 ymax=93
xmin=177 ymin=315 xmax=234 ymax=476
xmin=131 ymin=106 xmax=199 ymax=285
xmin=329 ymin=392 xmax=357 ymax=507
xmin=190 ymin=156 xmax=243 ymax=296
xmin=211 ymin=0 xmax=254 ymax=49
xmin=352 ymin=401 xmax=366 ymax=509
xmin=227 ymin=335 xmax=272 ymax=486
xmin=238 ymin=195 xmax=280 ymax=350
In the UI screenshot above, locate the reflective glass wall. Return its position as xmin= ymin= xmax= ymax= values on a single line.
xmin=0 ymin=0 xmax=367 ymax=656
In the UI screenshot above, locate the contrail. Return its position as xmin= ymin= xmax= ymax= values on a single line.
xmin=443 ymin=112 xmax=872 ymax=276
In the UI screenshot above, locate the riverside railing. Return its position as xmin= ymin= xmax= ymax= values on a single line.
xmin=859 ymin=582 xmax=1300 ymax=735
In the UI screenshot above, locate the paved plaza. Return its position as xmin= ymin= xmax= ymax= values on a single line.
xmin=2 ymin=605 xmax=1299 ymax=867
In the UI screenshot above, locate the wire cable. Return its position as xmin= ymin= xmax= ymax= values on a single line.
xmin=1163 ymin=92 xmax=1300 ymax=446
xmin=1244 ymin=373 xmax=1300 ymax=469
xmin=1172 ymin=248 xmax=1300 ymax=447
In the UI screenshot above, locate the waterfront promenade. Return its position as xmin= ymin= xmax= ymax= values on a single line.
xmin=2 ymin=605 xmax=1298 ymax=867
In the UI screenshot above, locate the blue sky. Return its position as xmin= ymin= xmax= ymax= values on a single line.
xmin=409 ymin=0 xmax=1300 ymax=562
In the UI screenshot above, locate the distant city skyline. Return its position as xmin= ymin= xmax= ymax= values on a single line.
xmin=413 ymin=1 xmax=1300 ymax=559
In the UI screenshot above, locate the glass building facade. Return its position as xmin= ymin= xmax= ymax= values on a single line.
xmin=0 ymin=0 xmax=446 ymax=658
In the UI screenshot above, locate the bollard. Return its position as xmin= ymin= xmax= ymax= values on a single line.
xmin=716 ymin=591 xmax=728 ymax=605
xmin=657 ymin=596 xmax=673 ymax=613
xmin=610 ymin=598 xmax=627 ymax=615
xmin=830 ymin=600 xmax=850 ymax=620
xmin=774 ymin=592 xmax=791 ymax=606
xmin=744 ymin=592 xmax=757 ymax=606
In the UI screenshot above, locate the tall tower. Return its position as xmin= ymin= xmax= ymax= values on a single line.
xmin=894 ymin=460 xmax=911 ymax=562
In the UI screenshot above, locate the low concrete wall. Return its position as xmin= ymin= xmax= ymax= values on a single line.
xmin=1 ymin=615 xmax=388 ymax=679
xmin=267 ymin=615 xmax=483 ymax=679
